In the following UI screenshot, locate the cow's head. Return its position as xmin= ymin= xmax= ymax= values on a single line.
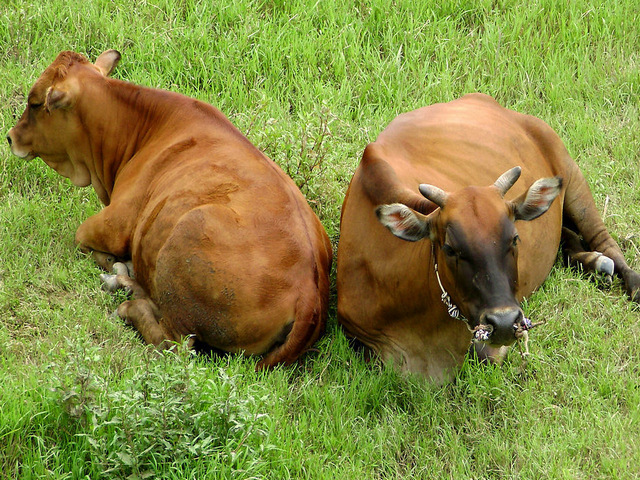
xmin=376 ymin=167 xmax=562 ymax=346
xmin=6 ymin=50 xmax=121 ymax=186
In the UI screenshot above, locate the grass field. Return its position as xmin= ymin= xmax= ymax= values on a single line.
xmin=1 ymin=0 xmax=640 ymax=478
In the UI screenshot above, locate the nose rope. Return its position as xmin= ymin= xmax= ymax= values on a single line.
xmin=433 ymin=256 xmax=461 ymax=319
xmin=431 ymin=245 xmax=492 ymax=342
xmin=433 ymin=257 xmax=489 ymax=341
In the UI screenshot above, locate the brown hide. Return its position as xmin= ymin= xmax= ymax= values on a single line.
xmin=8 ymin=50 xmax=332 ymax=366
xmin=337 ymin=93 xmax=640 ymax=383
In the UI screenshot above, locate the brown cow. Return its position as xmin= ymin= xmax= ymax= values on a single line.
xmin=7 ymin=50 xmax=332 ymax=367
xmin=337 ymin=93 xmax=640 ymax=383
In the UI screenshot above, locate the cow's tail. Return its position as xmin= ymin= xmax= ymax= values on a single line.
xmin=257 ymin=264 xmax=329 ymax=369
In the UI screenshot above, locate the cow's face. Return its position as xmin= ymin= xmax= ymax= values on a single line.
xmin=376 ymin=167 xmax=562 ymax=346
xmin=7 ymin=50 xmax=120 ymax=186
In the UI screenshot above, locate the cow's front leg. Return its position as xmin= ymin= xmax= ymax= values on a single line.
xmin=100 ymin=262 xmax=136 ymax=292
xmin=83 ymin=250 xmax=118 ymax=272
xmin=75 ymin=209 xmax=132 ymax=271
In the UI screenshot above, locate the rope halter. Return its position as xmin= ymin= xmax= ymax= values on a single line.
xmin=433 ymin=253 xmax=460 ymax=319
xmin=431 ymin=243 xmax=463 ymax=321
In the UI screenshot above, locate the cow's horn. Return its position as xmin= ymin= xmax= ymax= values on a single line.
xmin=494 ymin=166 xmax=522 ymax=197
xmin=419 ymin=184 xmax=448 ymax=208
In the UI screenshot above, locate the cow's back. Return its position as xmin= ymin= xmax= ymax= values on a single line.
xmin=372 ymin=94 xmax=564 ymax=192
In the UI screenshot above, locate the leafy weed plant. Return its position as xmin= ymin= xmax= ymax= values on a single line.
xmin=49 ymin=338 xmax=274 ymax=479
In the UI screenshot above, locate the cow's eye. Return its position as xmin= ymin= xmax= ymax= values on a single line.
xmin=442 ymin=244 xmax=457 ymax=257
xmin=512 ymin=234 xmax=520 ymax=248
xmin=29 ymin=102 xmax=43 ymax=110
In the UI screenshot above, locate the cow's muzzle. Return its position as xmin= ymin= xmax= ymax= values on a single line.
xmin=477 ymin=307 xmax=523 ymax=345
xmin=6 ymin=129 xmax=33 ymax=159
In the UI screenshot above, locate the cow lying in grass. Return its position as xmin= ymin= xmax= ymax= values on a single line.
xmin=7 ymin=49 xmax=332 ymax=367
xmin=337 ymin=93 xmax=640 ymax=383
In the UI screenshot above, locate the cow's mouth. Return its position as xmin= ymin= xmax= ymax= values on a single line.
xmin=7 ymin=143 xmax=35 ymax=160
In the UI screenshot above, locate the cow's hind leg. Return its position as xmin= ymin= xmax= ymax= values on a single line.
xmin=117 ymin=298 xmax=181 ymax=350
xmin=102 ymin=271 xmax=183 ymax=350
xmin=563 ymin=166 xmax=640 ymax=301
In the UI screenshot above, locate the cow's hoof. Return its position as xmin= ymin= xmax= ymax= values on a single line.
xmin=100 ymin=273 xmax=120 ymax=292
xmin=594 ymin=254 xmax=614 ymax=277
xmin=623 ymin=270 xmax=640 ymax=303
xmin=112 ymin=262 xmax=129 ymax=276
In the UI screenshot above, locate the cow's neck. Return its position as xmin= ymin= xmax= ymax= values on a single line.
xmin=77 ymin=79 xmax=184 ymax=205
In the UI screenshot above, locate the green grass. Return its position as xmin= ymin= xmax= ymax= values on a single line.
xmin=2 ymin=0 xmax=640 ymax=478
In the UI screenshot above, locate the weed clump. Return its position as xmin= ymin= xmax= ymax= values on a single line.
xmin=50 ymin=340 xmax=274 ymax=478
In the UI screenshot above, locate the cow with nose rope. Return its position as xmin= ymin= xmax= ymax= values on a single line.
xmin=337 ymin=93 xmax=640 ymax=383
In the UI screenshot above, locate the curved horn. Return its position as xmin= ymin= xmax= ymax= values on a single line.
xmin=494 ymin=166 xmax=522 ymax=197
xmin=419 ymin=184 xmax=448 ymax=208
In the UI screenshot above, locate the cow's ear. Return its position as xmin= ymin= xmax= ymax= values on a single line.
xmin=376 ymin=203 xmax=432 ymax=242
xmin=94 ymin=49 xmax=121 ymax=77
xmin=510 ymin=176 xmax=563 ymax=221
xmin=45 ymin=86 xmax=73 ymax=111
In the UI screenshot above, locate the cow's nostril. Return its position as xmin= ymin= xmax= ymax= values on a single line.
xmin=6 ymin=135 xmax=12 ymax=146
